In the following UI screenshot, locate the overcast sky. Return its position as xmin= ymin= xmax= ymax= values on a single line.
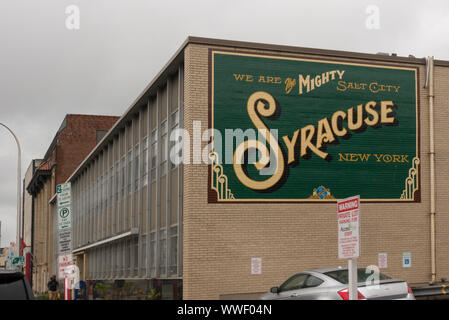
xmin=0 ymin=0 xmax=448 ymax=247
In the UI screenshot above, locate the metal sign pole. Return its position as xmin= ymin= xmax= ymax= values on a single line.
xmin=348 ymin=258 xmax=358 ymax=300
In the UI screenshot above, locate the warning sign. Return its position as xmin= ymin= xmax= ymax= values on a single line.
xmin=58 ymin=253 xmax=73 ymax=279
xmin=337 ymin=195 xmax=360 ymax=259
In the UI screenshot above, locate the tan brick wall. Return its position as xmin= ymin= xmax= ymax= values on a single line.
xmin=183 ymin=43 xmax=449 ymax=299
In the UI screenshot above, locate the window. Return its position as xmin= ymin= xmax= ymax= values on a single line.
xmin=0 ymin=278 xmax=29 ymax=300
xmin=134 ymin=144 xmax=140 ymax=192
xmin=150 ymin=232 xmax=156 ymax=276
xmin=95 ymin=177 xmax=99 ymax=214
xmin=169 ymin=226 xmax=178 ymax=276
xmin=150 ymin=130 xmax=157 ymax=181
xmin=109 ymin=167 xmax=113 ymax=208
xmin=142 ymin=137 xmax=148 ymax=186
xmin=160 ymin=121 xmax=167 ymax=176
xmin=125 ymin=240 xmax=131 ymax=275
xmin=140 ymin=236 xmax=147 ymax=273
xmin=120 ymin=157 xmax=125 ymax=198
xmin=170 ymin=111 xmax=179 ymax=170
xmin=304 ymin=276 xmax=324 ymax=288
xmin=115 ymin=161 xmax=119 ymax=202
xmin=116 ymin=242 xmax=122 ymax=275
xmin=324 ymin=269 xmax=391 ymax=285
xmin=159 ymin=229 xmax=167 ymax=275
xmin=133 ymin=238 xmax=139 ymax=275
xmin=127 ymin=150 xmax=132 ymax=195
xmin=103 ymin=173 xmax=108 ymax=209
xmin=279 ymin=274 xmax=308 ymax=292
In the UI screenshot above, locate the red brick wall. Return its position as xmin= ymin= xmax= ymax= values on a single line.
xmin=55 ymin=115 xmax=120 ymax=187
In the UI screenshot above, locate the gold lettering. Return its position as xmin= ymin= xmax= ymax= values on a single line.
xmin=315 ymin=75 xmax=322 ymax=87
xmin=373 ymin=154 xmax=383 ymax=162
xmin=299 ymin=74 xmax=310 ymax=94
xmin=282 ymin=130 xmax=299 ymax=165
xmin=233 ymin=74 xmax=245 ymax=81
xmin=347 ymin=104 xmax=364 ymax=130
xmin=338 ymin=153 xmax=350 ymax=161
xmin=331 ymin=110 xmax=348 ymax=137
xmin=316 ymin=118 xmax=335 ymax=149
xmin=336 ymin=70 xmax=345 ymax=79
xmin=358 ymin=153 xmax=371 ymax=162
xmin=233 ymin=91 xmax=285 ymax=190
xmin=300 ymin=125 xmax=328 ymax=159
xmin=336 ymin=81 xmax=347 ymax=92
xmin=364 ymin=101 xmax=379 ymax=126
xmin=381 ymin=101 xmax=395 ymax=124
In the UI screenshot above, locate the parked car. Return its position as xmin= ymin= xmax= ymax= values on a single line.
xmin=0 ymin=270 xmax=34 ymax=300
xmin=261 ymin=267 xmax=415 ymax=300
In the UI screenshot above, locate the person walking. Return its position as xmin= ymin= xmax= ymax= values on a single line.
xmin=47 ymin=275 xmax=59 ymax=300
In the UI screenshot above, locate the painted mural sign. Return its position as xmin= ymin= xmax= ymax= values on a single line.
xmin=209 ymin=50 xmax=419 ymax=202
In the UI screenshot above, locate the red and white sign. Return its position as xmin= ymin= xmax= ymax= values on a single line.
xmin=378 ymin=253 xmax=388 ymax=269
xmin=58 ymin=253 xmax=73 ymax=280
xmin=251 ymin=258 xmax=262 ymax=275
xmin=337 ymin=195 xmax=360 ymax=259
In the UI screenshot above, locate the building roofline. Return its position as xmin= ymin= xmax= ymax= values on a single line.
xmin=186 ymin=36 xmax=449 ymax=67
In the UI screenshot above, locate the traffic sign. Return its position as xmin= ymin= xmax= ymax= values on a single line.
xmin=12 ymin=256 xmax=25 ymax=265
xmin=58 ymin=253 xmax=73 ymax=280
xmin=58 ymin=206 xmax=72 ymax=230
xmin=57 ymin=183 xmax=71 ymax=207
xmin=58 ymin=229 xmax=72 ymax=254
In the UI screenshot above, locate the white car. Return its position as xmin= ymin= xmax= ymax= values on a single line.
xmin=261 ymin=267 xmax=415 ymax=300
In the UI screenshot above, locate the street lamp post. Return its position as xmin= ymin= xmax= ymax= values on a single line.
xmin=0 ymin=123 xmax=22 ymax=259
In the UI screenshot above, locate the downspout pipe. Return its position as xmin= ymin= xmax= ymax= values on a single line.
xmin=426 ymin=56 xmax=436 ymax=284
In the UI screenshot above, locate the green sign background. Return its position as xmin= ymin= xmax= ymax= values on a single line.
xmin=210 ymin=51 xmax=419 ymax=202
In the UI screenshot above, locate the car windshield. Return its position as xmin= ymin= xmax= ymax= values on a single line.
xmin=324 ymin=268 xmax=392 ymax=284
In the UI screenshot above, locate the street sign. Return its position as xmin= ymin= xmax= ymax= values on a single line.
xmin=57 ymin=183 xmax=71 ymax=207
xmin=402 ymin=252 xmax=412 ymax=268
xmin=337 ymin=195 xmax=360 ymax=259
xmin=58 ymin=229 xmax=73 ymax=254
xmin=58 ymin=253 xmax=73 ymax=280
xmin=12 ymin=256 xmax=25 ymax=265
xmin=58 ymin=206 xmax=72 ymax=230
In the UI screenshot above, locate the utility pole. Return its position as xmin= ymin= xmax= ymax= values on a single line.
xmin=0 ymin=123 xmax=22 ymax=258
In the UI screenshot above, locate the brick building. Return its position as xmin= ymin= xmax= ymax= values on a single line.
xmin=66 ymin=37 xmax=449 ymax=299
xmin=26 ymin=114 xmax=119 ymax=295
xmin=22 ymin=159 xmax=42 ymax=283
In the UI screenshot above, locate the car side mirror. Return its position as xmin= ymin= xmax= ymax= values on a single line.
xmin=270 ymin=287 xmax=279 ymax=294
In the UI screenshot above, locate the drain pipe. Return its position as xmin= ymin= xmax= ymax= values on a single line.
xmin=426 ymin=56 xmax=436 ymax=284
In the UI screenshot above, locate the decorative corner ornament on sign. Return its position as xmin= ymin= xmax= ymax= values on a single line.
xmin=210 ymin=151 xmax=235 ymax=200
xmin=400 ymin=157 xmax=420 ymax=200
